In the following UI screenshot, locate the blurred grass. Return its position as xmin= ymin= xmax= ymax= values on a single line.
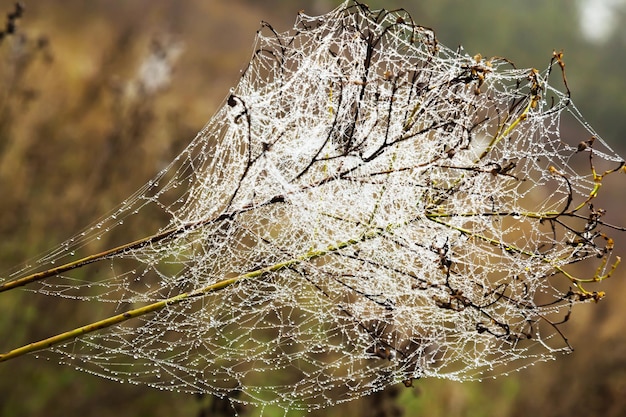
xmin=0 ymin=1 xmax=625 ymax=416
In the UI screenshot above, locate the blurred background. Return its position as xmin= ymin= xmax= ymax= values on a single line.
xmin=0 ymin=1 xmax=625 ymax=416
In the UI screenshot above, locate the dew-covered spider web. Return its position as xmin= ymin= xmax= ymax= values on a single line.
xmin=1 ymin=0 xmax=625 ymax=411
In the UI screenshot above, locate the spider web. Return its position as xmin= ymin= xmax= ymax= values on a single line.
xmin=2 ymin=0 xmax=624 ymax=411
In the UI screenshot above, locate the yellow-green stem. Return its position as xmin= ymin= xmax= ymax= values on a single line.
xmin=0 ymin=227 xmax=180 ymax=293
xmin=0 ymin=227 xmax=384 ymax=363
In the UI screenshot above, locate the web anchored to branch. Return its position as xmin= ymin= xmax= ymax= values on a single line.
xmin=1 ymin=1 xmax=625 ymax=411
